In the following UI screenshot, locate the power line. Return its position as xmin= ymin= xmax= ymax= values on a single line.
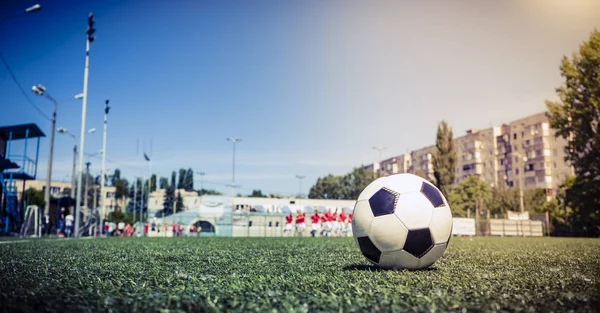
xmin=0 ymin=51 xmax=51 ymax=121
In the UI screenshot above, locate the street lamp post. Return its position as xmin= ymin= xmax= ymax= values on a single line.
xmin=100 ymin=99 xmax=110 ymax=223
xmin=227 ymin=138 xmax=241 ymax=197
xmin=0 ymin=4 xmax=41 ymax=24
xmin=57 ymin=128 xmax=77 ymax=199
xmin=31 ymin=84 xmax=57 ymax=220
xmin=373 ymin=146 xmax=387 ymax=177
xmin=196 ymin=172 xmax=206 ymax=193
xmin=75 ymin=12 xmax=96 ymax=237
xmin=295 ymin=175 xmax=305 ymax=198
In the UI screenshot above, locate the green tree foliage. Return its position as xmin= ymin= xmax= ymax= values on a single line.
xmin=177 ymin=168 xmax=186 ymax=189
xmin=161 ymin=185 xmax=176 ymax=216
xmin=24 ymin=188 xmax=45 ymax=208
xmin=309 ymin=166 xmax=374 ymax=200
xmin=433 ymin=120 xmax=456 ymax=198
xmin=184 ymin=168 xmax=194 ymax=191
xmin=176 ymin=191 xmax=184 ymax=212
xmin=170 ymin=171 xmax=177 ymax=188
xmin=110 ymin=169 xmax=121 ymax=187
xmin=197 ymin=189 xmax=222 ymax=196
xmin=546 ymin=30 xmax=600 ymax=236
xmin=150 ymin=174 xmax=157 ymax=192
xmin=448 ymin=175 xmax=491 ymax=217
xmin=249 ymin=189 xmax=265 ymax=197
xmin=159 ymin=177 xmax=169 ymax=189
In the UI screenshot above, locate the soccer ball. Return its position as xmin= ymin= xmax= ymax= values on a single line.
xmin=352 ymin=173 xmax=452 ymax=269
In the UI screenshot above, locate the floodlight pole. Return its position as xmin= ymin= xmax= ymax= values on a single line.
xmin=31 ymin=85 xmax=57 ymax=220
xmin=196 ymin=172 xmax=205 ymax=194
xmin=227 ymin=138 xmax=241 ymax=197
xmin=373 ymin=146 xmax=387 ymax=177
xmin=295 ymin=175 xmax=305 ymax=198
xmin=100 ymin=99 xmax=109 ymax=223
xmin=75 ymin=12 xmax=95 ymax=237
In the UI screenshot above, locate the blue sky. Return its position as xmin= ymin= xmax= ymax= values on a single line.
xmin=1 ymin=0 xmax=599 ymax=196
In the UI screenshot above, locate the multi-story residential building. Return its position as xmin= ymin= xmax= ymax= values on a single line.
xmin=409 ymin=145 xmax=436 ymax=182
xmin=454 ymin=127 xmax=503 ymax=187
xmin=506 ymin=112 xmax=573 ymax=197
xmin=13 ymin=179 xmax=123 ymax=212
xmin=362 ymin=111 xmax=574 ymax=199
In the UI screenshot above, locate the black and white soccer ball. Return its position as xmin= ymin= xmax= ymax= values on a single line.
xmin=352 ymin=173 xmax=453 ymax=269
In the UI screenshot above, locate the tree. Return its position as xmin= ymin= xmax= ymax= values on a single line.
xmin=486 ymin=183 xmax=519 ymax=215
xmin=448 ymin=175 xmax=491 ymax=217
xmin=249 ymin=189 xmax=265 ymax=197
xmin=170 ymin=171 xmax=177 ymax=188
xmin=308 ymin=166 xmax=374 ymax=200
xmin=184 ymin=168 xmax=194 ymax=191
xmin=413 ymin=169 xmax=430 ymax=181
xmin=546 ymin=29 xmax=600 ymax=236
xmin=176 ymin=191 xmax=184 ymax=211
xmin=161 ymin=185 xmax=176 ymax=216
xmin=110 ymin=169 xmax=121 ymax=187
xmin=177 ymin=168 xmax=186 ymax=189
xmin=150 ymin=174 xmax=157 ymax=193
xmin=433 ymin=120 xmax=456 ymax=198
xmin=197 ymin=189 xmax=222 ymax=196
xmin=159 ymin=176 xmax=169 ymax=189
xmin=24 ymin=188 xmax=45 ymax=208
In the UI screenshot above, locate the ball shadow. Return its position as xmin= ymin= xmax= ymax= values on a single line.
xmin=343 ymin=263 xmax=439 ymax=272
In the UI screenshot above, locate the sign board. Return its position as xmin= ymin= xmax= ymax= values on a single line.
xmin=452 ymin=218 xmax=476 ymax=236
xmin=507 ymin=210 xmax=530 ymax=221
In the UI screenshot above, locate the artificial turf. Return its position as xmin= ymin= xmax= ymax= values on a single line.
xmin=1 ymin=236 xmax=599 ymax=313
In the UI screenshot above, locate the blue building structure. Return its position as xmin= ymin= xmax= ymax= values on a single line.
xmin=0 ymin=123 xmax=44 ymax=234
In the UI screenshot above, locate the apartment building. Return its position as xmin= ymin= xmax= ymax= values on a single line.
xmin=505 ymin=112 xmax=573 ymax=197
xmin=454 ymin=127 xmax=503 ymax=187
xmin=363 ymin=112 xmax=573 ymax=198
xmin=13 ymin=179 xmax=123 ymax=212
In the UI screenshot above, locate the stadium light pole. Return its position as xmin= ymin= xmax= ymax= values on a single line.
xmin=0 ymin=4 xmax=41 ymax=24
xmin=31 ymin=84 xmax=57 ymax=220
xmin=196 ymin=172 xmax=206 ymax=193
xmin=227 ymin=138 xmax=241 ymax=197
xmin=75 ymin=12 xmax=96 ymax=237
xmin=57 ymin=127 xmax=77 ymax=199
xmin=100 ymin=99 xmax=110 ymax=223
xmin=373 ymin=146 xmax=387 ymax=177
xmin=295 ymin=175 xmax=305 ymax=198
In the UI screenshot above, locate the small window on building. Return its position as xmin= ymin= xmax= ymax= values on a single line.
xmin=514 ymin=145 xmax=518 ymax=151
xmin=554 ymin=162 xmax=557 ymax=168
xmin=521 ymin=131 xmax=524 ymax=138
xmin=516 ymin=169 xmax=519 ymax=175
xmin=527 ymin=164 xmax=534 ymax=171
xmin=513 ymin=133 xmax=517 ymax=139
xmin=500 ymin=159 xmax=504 ymax=165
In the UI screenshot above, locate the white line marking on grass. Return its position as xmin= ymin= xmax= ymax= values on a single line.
xmin=0 ymin=240 xmax=30 ymax=244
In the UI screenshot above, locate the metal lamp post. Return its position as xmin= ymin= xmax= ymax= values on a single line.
xmin=227 ymin=138 xmax=241 ymax=197
xmin=75 ymin=12 xmax=96 ymax=237
xmin=196 ymin=172 xmax=206 ymax=193
xmin=57 ymin=128 xmax=77 ymax=199
xmin=373 ymin=146 xmax=387 ymax=177
xmin=0 ymin=4 xmax=41 ymax=24
xmin=100 ymin=99 xmax=110 ymax=223
xmin=31 ymin=84 xmax=57 ymax=219
xmin=295 ymin=175 xmax=305 ymax=198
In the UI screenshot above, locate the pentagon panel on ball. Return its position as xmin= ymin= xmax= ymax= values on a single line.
xmin=403 ymin=228 xmax=434 ymax=258
xmin=356 ymin=236 xmax=381 ymax=264
xmin=368 ymin=188 xmax=398 ymax=217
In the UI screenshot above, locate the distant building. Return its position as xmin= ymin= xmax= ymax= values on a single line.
xmin=363 ymin=111 xmax=574 ymax=199
xmin=13 ymin=179 xmax=122 ymax=212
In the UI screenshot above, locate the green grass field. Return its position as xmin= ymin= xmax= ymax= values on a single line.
xmin=1 ymin=237 xmax=599 ymax=313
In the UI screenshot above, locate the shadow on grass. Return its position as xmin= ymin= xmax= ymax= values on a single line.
xmin=343 ymin=263 xmax=438 ymax=272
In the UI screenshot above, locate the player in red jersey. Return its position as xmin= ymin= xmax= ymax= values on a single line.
xmin=346 ymin=213 xmax=353 ymax=235
xmin=320 ymin=210 xmax=329 ymax=236
xmin=310 ymin=209 xmax=320 ymax=237
xmin=331 ymin=208 xmax=340 ymax=237
xmin=321 ymin=209 xmax=333 ymax=237
xmin=339 ymin=209 xmax=347 ymax=236
xmin=284 ymin=213 xmax=294 ymax=234
xmin=295 ymin=211 xmax=306 ymax=236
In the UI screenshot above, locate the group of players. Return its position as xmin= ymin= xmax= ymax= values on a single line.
xmin=284 ymin=208 xmax=353 ymax=237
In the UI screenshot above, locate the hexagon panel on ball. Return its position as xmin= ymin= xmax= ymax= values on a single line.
xmin=369 ymin=215 xmax=409 ymax=252
xmin=394 ymin=192 xmax=435 ymax=230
